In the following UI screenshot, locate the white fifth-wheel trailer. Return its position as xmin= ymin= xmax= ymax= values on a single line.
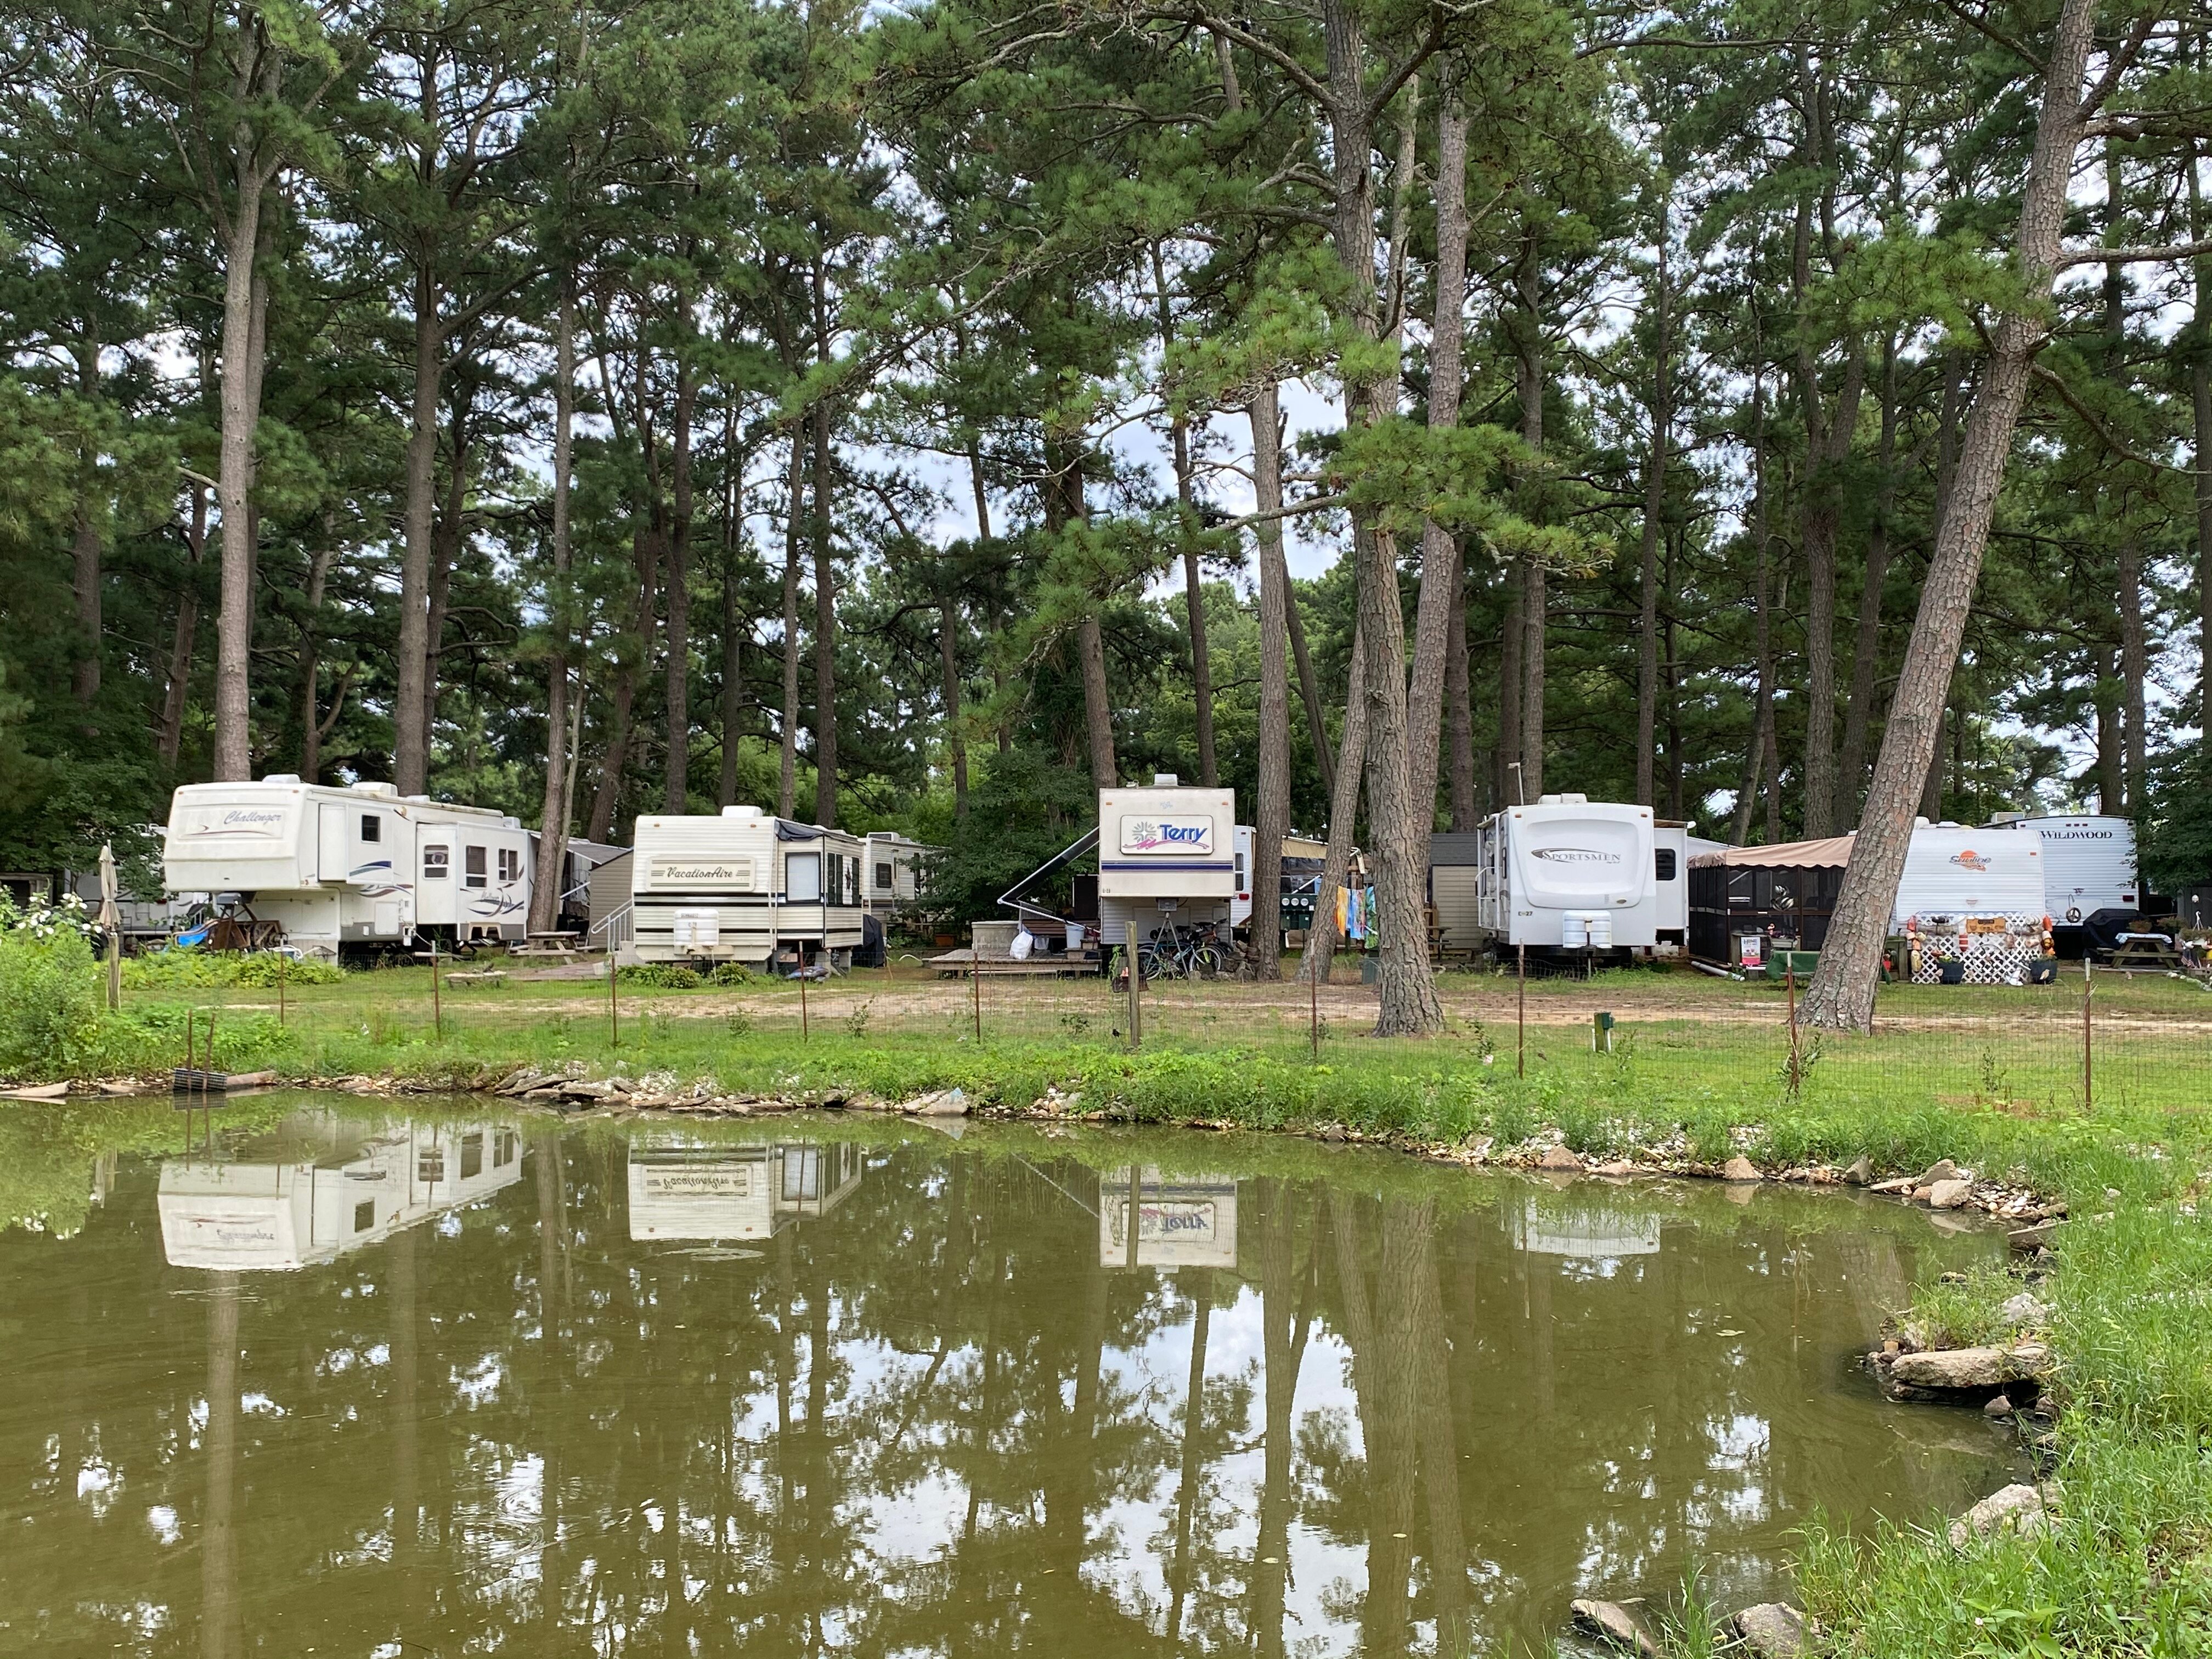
xmin=630 ymin=806 xmax=866 ymax=970
xmin=162 ymin=777 xmax=532 ymax=955
xmin=1468 ymin=795 xmax=1662 ymax=959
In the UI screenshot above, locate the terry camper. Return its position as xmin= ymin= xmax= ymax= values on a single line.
xmin=1465 ymin=795 xmax=1660 ymax=959
xmin=1892 ymin=822 xmax=2051 ymax=984
xmin=1095 ymin=778 xmax=1238 ymax=954
xmin=630 ymin=806 xmax=865 ymax=970
xmin=163 ymin=778 xmax=531 ymax=955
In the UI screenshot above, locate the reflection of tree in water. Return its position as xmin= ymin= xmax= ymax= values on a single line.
xmin=0 ymin=1122 xmax=1989 ymax=1658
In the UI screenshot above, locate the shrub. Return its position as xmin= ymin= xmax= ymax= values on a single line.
xmin=707 ymin=961 xmax=757 ymax=986
xmin=0 ymin=914 xmax=101 ymax=1076
xmin=122 ymin=946 xmax=344 ymax=990
xmin=618 ymin=962 xmax=704 ymax=989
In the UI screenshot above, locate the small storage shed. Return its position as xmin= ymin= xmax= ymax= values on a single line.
xmin=1686 ymin=836 xmax=1855 ymax=968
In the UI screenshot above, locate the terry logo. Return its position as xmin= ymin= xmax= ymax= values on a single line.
xmin=1122 ymin=818 xmax=1214 ymax=855
xmin=1950 ymin=850 xmax=1991 ymax=872
xmin=1531 ymin=847 xmax=1620 ymax=865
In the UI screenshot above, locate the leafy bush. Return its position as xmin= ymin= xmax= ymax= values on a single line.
xmin=618 ymin=962 xmax=704 ymax=989
xmin=122 ymin=947 xmax=343 ymax=989
xmin=232 ymin=952 xmax=343 ymax=987
xmin=0 ymin=904 xmax=101 ymax=1076
xmin=707 ymin=961 xmax=757 ymax=986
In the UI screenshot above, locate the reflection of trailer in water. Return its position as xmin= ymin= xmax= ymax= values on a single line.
xmin=1099 ymin=1167 xmax=1239 ymax=1268
xmin=157 ymin=1114 xmax=524 ymax=1270
xmin=1510 ymin=1194 xmax=1663 ymax=1264
xmin=625 ymin=1138 xmax=865 ymax=1243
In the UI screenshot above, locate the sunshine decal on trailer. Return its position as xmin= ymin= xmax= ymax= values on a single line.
xmin=1120 ymin=818 xmax=1215 ymax=855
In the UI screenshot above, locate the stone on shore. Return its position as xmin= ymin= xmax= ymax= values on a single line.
xmin=1927 ymin=1177 xmax=1973 ymax=1210
xmin=1568 ymin=1599 xmax=1658 ymax=1657
xmin=1728 ymin=1602 xmax=1808 ymax=1657
xmin=1917 ymin=1158 xmax=1961 ymax=1186
xmin=1537 ymin=1146 xmax=1584 ymax=1172
xmin=1843 ymin=1155 xmax=1874 ymax=1186
xmin=2008 ymin=1220 xmax=2061 ymax=1252
xmin=1948 ymin=1483 xmax=2047 ymax=1548
xmin=1997 ymin=1292 xmax=2051 ymax=1328
xmin=1722 ymin=1155 xmax=1762 ymax=1182
xmin=1889 ymin=1344 xmax=2052 ymax=1390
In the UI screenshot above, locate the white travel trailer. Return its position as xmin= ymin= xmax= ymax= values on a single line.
xmin=1893 ymin=821 xmax=2051 ymax=984
xmin=157 ymin=1115 xmax=524 ymax=1271
xmin=1095 ymin=778 xmax=1238 ymax=950
xmin=630 ymin=806 xmax=866 ymax=969
xmin=2012 ymin=815 xmax=2140 ymax=929
xmin=163 ymin=777 xmax=532 ymax=954
xmin=1468 ymin=795 xmax=1660 ymax=956
xmin=862 ymin=831 xmax=939 ymax=921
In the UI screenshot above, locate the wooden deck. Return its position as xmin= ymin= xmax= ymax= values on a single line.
xmin=928 ymin=949 xmax=1103 ymax=978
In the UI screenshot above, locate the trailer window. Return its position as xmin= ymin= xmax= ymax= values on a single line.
xmin=460 ymin=1132 xmax=483 ymax=1180
xmin=786 ymin=852 xmax=821 ymax=902
xmin=498 ymin=848 xmax=521 ymax=883
xmin=353 ymin=1200 xmax=375 ymax=1234
xmin=464 ymin=846 xmax=487 ymax=889
xmin=360 ymin=815 xmax=381 ymax=843
xmin=847 ymin=856 xmax=860 ymax=904
xmin=1655 ymin=848 xmax=1677 ymax=882
xmin=423 ymin=845 xmax=449 ymax=879
xmin=876 ymin=861 xmax=893 ymax=890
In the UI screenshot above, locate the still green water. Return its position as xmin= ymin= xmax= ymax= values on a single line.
xmin=1 ymin=1102 xmax=2019 ymax=1656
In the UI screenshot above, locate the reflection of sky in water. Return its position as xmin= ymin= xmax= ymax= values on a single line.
xmin=0 ymin=1115 xmax=2030 ymax=1658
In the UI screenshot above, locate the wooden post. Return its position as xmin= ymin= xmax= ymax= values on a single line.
xmin=278 ymin=950 xmax=286 ymax=1027
xmin=185 ymin=1007 xmax=194 ymax=1089
xmin=799 ymin=949 xmax=809 ymax=1042
xmin=971 ymin=956 xmax=981 ymax=1042
xmin=205 ymin=1012 xmax=216 ymax=1100
xmin=431 ymin=939 xmax=442 ymax=1037
xmin=2082 ymin=954 xmax=2093 ymax=1110
xmin=1516 ymin=944 xmax=1526 ymax=1078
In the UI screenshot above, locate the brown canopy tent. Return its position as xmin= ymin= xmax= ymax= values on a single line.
xmin=1686 ymin=836 xmax=1854 ymax=967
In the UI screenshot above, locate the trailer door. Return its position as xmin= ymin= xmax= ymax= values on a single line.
xmin=317 ymin=804 xmax=347 ymax=883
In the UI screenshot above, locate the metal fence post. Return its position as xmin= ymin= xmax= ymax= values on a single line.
xmin=1516 ymin=944 xmax=1526 ymax=1078
xmin=972 ymin=956 xmax=981 ymax=1043
xmin=1785 ymin=961 xmax=1801 ymax=1097
xmin=2082 ymin=955 xmax=2094 ymax=1110
xmin=1309 ymin=961 xmax=1319 ymax=1062
xmin=609 ymin=956 xmax=619 ymax=1048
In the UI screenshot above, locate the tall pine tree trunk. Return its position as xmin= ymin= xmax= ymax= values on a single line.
xmin=1515 ymin=255 xmax=1546 ymax=799
xmin=419 ymin=396 xmax=469 ymax=776
xmin=1734 ymin=379 xmax=1774 ymax=845
xmin=777 ymin=427 xmax=804 ymax=818
xmin=1250 ymin=383 xmax=1292 ymax=978
xmin=664 ymin=353 xmax=697 ymax=813
xmin=1804 ymin=0 xmax=2100 ymax=1029
xmin=1444 ymin=575 xmax=1475 ymax=828
xmin=212 ymin=187 xmax=270 ymax=782
xmin=1634 ymin=206 xmax=1671 ymax=806
xmin=810 ymin=262 xmax=839 ymax=827
xmin=2119 ymin=543 xmax=2148 ymax=812
xmin=1320 ymin=0 xmax=1438 ymax=1033
xmin=1406 ymin=100 xmax=1469 ymax=827
xmin=394 ymin=268 xmax=442 ymax=796
xmin=530 ymin=284 xmax=575 ymax=936
xmin=160 ymin=483 xmax=208 ymax=774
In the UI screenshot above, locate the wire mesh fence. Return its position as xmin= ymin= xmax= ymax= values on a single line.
xmin=165 ymin=944 xmax=2212 ymax=1120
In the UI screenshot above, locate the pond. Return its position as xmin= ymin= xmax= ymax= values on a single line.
xmin=0 ymin=1099 xmax=2023 ymax=1656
